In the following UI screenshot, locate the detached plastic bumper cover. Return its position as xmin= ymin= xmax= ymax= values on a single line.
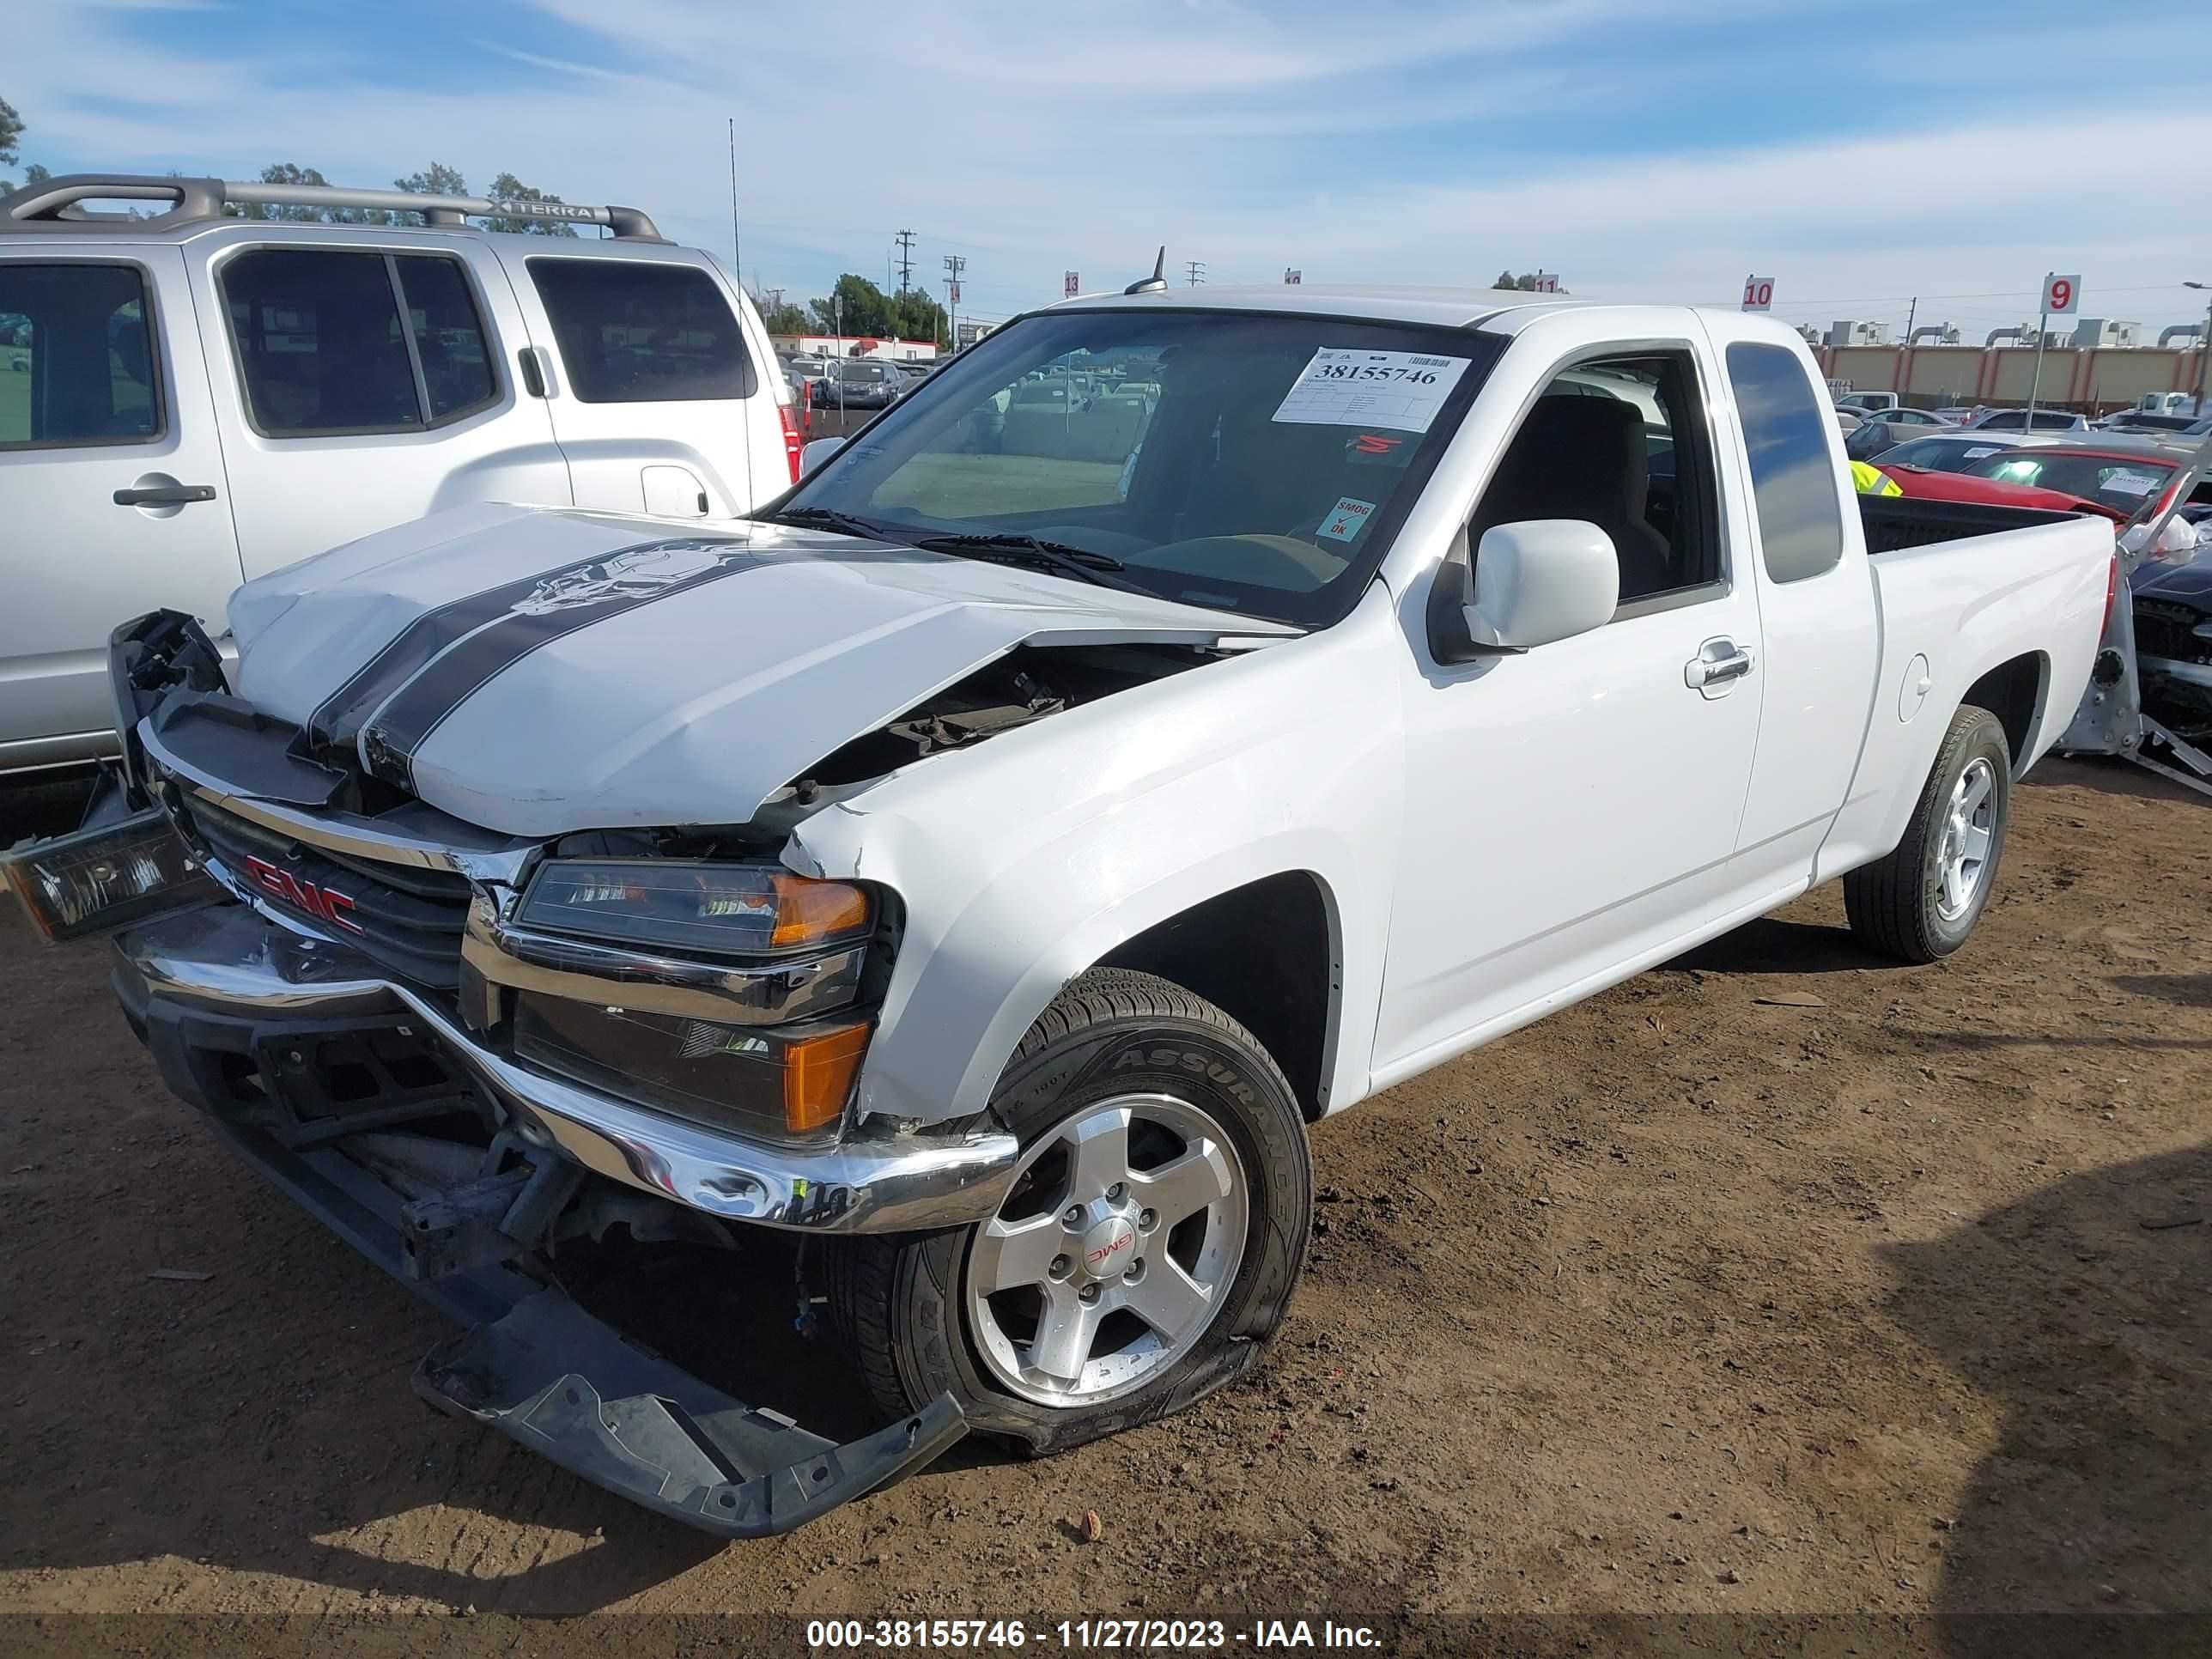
xmin=417 ymin=1289 xmax=966 ymax=1538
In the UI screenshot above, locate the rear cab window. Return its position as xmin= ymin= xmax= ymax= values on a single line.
xmin=0 ymin=262 xmax=161 ymax=450
xmin=526 ymin=258 xmax=757 ymax=403
xmin=220 ymin=248 xmax=499 ymax=436
xmin=1726 ymin=342 xmax=1847 ymax=583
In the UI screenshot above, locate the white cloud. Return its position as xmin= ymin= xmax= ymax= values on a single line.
xmin=9 ymin=0 xmax=2211 ymax=333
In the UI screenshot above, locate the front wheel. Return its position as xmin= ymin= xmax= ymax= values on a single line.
xmin=1844 ymin=703 xmax=2013 ymax=963
xmin=827 ymin=968 xmax=1311 ymax=1455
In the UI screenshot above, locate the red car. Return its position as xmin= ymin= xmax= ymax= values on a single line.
xmin=1881 ymin=444 xmax=2194 ymax=528
xmin=1877 ymin=462 xmax=2127 ymax=522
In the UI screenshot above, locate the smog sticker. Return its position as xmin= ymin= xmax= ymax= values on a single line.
xmin=1273 ymin=348 xmax=1470 ymax=434
xmin=1962 ymin=446 xmax=2001 ymax=459
xmin=2101 ymin=470 xmax=2160 ymax=497
xmin=1318 ymin=496 xmax=1378 ymax=542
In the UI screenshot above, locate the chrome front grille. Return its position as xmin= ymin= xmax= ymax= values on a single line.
xmin=180 ymin=795 xmax=474 ymax=989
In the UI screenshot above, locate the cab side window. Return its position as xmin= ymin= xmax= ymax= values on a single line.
xmin=1467 ymin=352 xmax=1721 ymax=605
xmin=0 ymin=263 xmax=161 ymax=450
xmin=1725 ymin=342 xmax=1846 ymax=584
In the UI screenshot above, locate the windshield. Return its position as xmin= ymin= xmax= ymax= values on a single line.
xmin=1878 ymin=436 xmax=2011 ymax=474
xmin=774 ymin=307 xmax=1504 ymax=626
xmin=1966 ymin=451 xmax=2176 ymax=512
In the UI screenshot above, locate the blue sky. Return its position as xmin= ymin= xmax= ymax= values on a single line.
xmin=13 ymin=0 xmax=2212 ymax=337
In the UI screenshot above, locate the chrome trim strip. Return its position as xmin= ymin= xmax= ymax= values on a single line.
xmin=139 ymin=717 xmax=534 ymax=884
xmin=461 ymin=896 xmax=866 ymax=1025
xmin=115 ymin=903 xmax=1018 ymax=1233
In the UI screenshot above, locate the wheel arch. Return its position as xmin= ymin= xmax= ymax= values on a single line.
xmin=1960 ymin=649 xmax=2048 ymax=775
xmin=1096 ymin=870 xmax=1341 ymax=1122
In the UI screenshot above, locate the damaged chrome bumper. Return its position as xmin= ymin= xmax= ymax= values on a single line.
xmin=113 ymin=902 xmax=1021 ymax=1233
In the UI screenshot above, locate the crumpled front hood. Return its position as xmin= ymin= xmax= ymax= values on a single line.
xmin=226 ymin=504 xmax=1290 ymax=837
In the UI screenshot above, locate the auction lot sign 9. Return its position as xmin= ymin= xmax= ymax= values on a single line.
xmin=2044 ymin=273 xmax=2081 ymax=315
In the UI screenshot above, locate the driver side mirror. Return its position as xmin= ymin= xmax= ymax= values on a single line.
xmin=1429 ymin=520 xmax=1620 ymax=661
xmin=799 ymin=436 xmax=847 ymax=478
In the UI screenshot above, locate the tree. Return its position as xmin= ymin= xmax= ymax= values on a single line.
xmin=886 ymin=288 xmax=948 ymax=348
xmin=393 ymin=162 xmax=467 ymax=198
xmin=1492 ymin=270 xmax=1568 ymax=294
xmin=481 ymin=171 xmax=578 ymax=237
xmin=761 ymin=300 xmax=811 ymax=337
xmin=228 ymin=162 xmax=378 ymax=222
xmin=809 ymin=274 xmax=892 ymax=339
xmin=1 ymin=94 xmax=36 ymax=196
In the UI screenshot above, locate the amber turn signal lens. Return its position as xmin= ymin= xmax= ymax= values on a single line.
xmin=770 ymin=872 xmax=872 ymax=950
xmin=781 ymin=1021 xmax=871 ymax=1133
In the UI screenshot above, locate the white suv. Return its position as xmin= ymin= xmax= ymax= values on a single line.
xmin=0 ymin=173 xmax=799 ymax=775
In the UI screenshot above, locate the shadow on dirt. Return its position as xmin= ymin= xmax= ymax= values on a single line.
xmin=0 ymin=1206 xmax=1009 ymax=1613
xmin=1884 ymin=1142 xmax=2212 ymax=1653
xmin=2021 ymin=755 xmax=2212 ymax=809
xmin=1667 ymin=915 xmax=1891 ymax=976
xmin=2110 ymin=974 xmax=2212 ymax=1010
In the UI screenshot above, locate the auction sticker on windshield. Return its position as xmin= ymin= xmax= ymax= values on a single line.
xmin=1273 ymin=348 xmax=1471 ymax=434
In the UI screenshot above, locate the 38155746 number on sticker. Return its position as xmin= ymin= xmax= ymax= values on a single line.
xmin=1271 ymin=347 xmax=1471 ymax=434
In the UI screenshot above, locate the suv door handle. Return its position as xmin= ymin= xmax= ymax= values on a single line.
xmin=1685 ymin=640 xmax=1754 ymax=691
xmin=113 ymin=483 xmax=216 ymax=506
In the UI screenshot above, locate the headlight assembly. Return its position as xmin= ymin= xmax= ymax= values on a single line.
xmin=501 ymin=859 xmax=881 ymax=1142
xmin=515 ymin=860 xmax=872 ymax=957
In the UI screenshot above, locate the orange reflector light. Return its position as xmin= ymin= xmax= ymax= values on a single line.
xmin=770 ymin=872 xmax=872 ymax=950
xmin=782 ymin=1021 xmax=871 ymax=1133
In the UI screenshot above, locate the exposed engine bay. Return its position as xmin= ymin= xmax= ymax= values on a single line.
xmin=787 ymin=641 xmax=1214 ymax=793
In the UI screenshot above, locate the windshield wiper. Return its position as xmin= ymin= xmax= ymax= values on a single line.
xmin=756 ymin=506 xmax=908 ymax=544
xmin=913 ymin=532 xmax=1151 ymax=593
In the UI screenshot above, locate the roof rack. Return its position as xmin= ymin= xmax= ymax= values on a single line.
xmin=0 ymin=173 xmax=664 ymax=241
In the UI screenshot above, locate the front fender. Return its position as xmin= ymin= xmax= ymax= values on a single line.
xmin=787 ymin=587 xmax=1406 ymax=1128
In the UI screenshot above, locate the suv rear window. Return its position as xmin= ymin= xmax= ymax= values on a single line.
xmin=0 ymin=263 xmax=161 ymax=450
xmin=222 ymin=249 xmax=498 ymax=435
xmin=526 ymin=258 xmax=756 ymax=403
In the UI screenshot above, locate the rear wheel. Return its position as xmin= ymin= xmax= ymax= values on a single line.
xmin=827 ymin=968 xmax=1311 ymax=1454
xmin=1844 ymin=704 xmax=2012 ymax=963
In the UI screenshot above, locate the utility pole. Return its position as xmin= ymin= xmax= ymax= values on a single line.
xmin=896 ymin=228 xmax=916 ymax=294
xmin=1184 ymin=260 xmax=1206 ymax=287
xmin=2189 ymin=282 xmax=2212 ymax=413
xmin=1904 ymin=295 xmax=1917 ymax=341
xmin=944 ymin=254 xmax=966 ymax=353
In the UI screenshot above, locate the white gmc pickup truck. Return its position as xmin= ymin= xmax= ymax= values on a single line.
xmin=8 ymin=288 xmax=2115 ymax=1538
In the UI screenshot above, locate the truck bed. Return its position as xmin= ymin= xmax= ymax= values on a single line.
xmin=1859 ymin=495 xmax=2087 ymax=556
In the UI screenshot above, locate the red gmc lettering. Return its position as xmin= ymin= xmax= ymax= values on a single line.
xmin=241 ymin=854 xmax=366 ymax=936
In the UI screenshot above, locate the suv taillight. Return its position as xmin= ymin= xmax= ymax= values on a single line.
xmin=780 ymin=403 xmax=802 ymax=485
xmin=2101 ymin=550 xmax=2119 ymax=639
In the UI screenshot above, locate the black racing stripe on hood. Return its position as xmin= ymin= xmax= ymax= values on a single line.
xmin=356 ymin=538 xmax=764 ymax=791
xmin=304 ymin=535 xmax=742 ymax=753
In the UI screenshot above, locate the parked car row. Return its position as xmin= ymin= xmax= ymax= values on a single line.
xmin=780 ymin=353 xmax=938 ymax=410
xmin=1853 ymin=413 xmax=2211 ymax=744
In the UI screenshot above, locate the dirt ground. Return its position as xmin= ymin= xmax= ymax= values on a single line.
xmin=1 ymin=759 xmax=2207 ymax=1655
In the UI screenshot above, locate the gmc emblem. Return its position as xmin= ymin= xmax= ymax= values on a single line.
xmin=241 ymin=854 xmax=364 ymax=936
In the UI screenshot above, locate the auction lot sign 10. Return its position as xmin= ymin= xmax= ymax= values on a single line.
xmin=1741 ymin=275 xmax=1776 ymax=313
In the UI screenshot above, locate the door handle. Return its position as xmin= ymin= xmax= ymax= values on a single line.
xmin=1685 ymin=641 xmax=1754 ymax=690
xmin=113 ymin=484 xmax=216 ymax=506
xmin=517 ymin=347 xmax=546 ymax=398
